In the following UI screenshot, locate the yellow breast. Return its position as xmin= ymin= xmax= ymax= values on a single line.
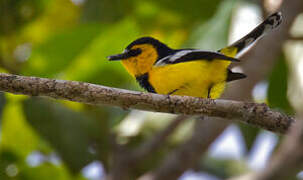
xmin=149 ymin=59 xmax=231 ymax=98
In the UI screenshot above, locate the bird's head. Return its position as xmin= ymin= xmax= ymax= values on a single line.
xmin=108 ymin=37 xmax=172 ymax=76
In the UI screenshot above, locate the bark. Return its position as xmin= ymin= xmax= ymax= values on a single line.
xmin=0 ymin=73 xmax=294 ymax=134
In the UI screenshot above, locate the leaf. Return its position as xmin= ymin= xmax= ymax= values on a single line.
xmin=238 ymin=124 xmax=260 ymax=155
xmin=82 ymin=0 xmax=134 ymax=23
xmin=22 ymin=98 xmax=103 ymax=173
xmin=23 ymin=24 xmax=103 ymax=77
xmin=0 ymin=92 xmax=6 ymax=125
xmin=152 ymin=0 xmax=222 ymax=23
xmin=1 ymin=95 xmax=41 ymax=157
xmin=267 ymin=54 xmax=294 ymax=114
xmin=198 ymin=157 xmax=249 ymax=179
xmin=185 ymin=0 xmax=238 ymax=50
xmin=0 ymin=0 xmax=47 ymax=35
xmin=20 ymin=163 xmax=73 ymax=180
xmin=62 ymin=18 xmax=140 ymax=88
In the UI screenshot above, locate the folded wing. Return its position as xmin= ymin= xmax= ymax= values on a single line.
xmin=155 ymin=50 xmax=239 ymax=66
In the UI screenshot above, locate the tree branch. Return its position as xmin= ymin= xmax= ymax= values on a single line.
xmin=230 ymin=116 xmax=303 ymax=180
xmin=255 ymin=117 xmax=303 ymax=180
xmin=108 ymin=115 xmax=188 ymax=180
xmin=0 ymin=73 xmax=294 ymax=134
xmin=139 ymin=116 xmax=230 ymax=180
xmin=132 ymin=115 xmax=188 ymax=160
xmin=288 ymin=35 xmax=303 ymax=41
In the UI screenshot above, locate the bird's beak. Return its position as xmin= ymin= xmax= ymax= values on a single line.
xmin=108 ymin=49 xmax=141 ymax=61
xmin=107 ymin=52 xmax=128 ymax=61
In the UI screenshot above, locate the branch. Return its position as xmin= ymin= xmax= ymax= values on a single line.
xmin=230 ymin=116 xmax=303 ymax=180
xmin=108 ymin=115 xmax=187 ymax=180
xmin=0 ymin=73 xmax=294 ymax=134
xmin=139 ymin=116 xmax=230 ymax=180
xmin=254 ymin=117 xmax=303 ymax=180
xmin=288 ymin=35 xmax=303 ymax=41
xmin=132 ymin=115 xmax=188 ymax=160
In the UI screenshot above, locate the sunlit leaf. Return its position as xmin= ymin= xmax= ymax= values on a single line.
xmin=1 ymin=95 xmax=41 ymax=157
xmin=63 ymin=18 xmax=140 ymax=88
xmin=21 ymin=163 xmax=72 ymax=180
xmin=24 ymin=24 xmax=103 ymax=77
xmin=21 ymin=0 xmax=80 ymax=44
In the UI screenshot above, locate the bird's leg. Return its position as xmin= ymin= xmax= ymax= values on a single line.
xmin=207 ymin=84 xmax=213 ymax=98
xmin=168 ymin=89 xmax=179 ymax=95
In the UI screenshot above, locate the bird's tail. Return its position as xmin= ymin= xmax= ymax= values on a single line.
xmin=219 ymin=12 xmax=282 ymax=57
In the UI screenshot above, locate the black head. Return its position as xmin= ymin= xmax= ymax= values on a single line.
xmin=108 ymin=36 xmax=173 ymax=61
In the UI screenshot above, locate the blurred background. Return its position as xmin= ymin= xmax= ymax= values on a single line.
xmin=0 ymin=0 xmax=303 ymax=179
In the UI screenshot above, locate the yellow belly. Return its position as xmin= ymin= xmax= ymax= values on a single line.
xmin=148 ymin=60 xmax=230 ymax=98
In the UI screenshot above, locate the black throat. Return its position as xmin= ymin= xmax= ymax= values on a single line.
xmin=136 ymin=73 xmax=156 ymax=93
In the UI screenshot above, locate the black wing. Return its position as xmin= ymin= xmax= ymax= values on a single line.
xmin=155 ymin=50 xmax=239 ymax=66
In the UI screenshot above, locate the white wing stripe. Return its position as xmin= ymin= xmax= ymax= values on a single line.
xmin=154 ymin=50 xmax=234 ymax=67
xmin=169 ymin=50 xmax=194 ymax=62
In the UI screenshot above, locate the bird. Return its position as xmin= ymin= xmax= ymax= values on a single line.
xmin=108 ymin=12 xmax=282 ymax=99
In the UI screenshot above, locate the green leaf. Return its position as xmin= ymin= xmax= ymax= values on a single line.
xmin=0 ymin=0 xmax=48 ymax=35
xmin=22 ymin=98 xmax=103 ymax=173
xmin=20 ymin=163 xmax=78 ymax=180
xmin=0 ymin=92 xmax=6 ymax=126
xmin=1 ymin=95 xmax=41 ymax=158
xmin=152 ymin=0 xmax=221 ymax=23
xmin=185 ymin=0 xmax=238 ymax=50
xmin=62 ymin=18 xmax=140 ymax=88
xmin=82 ymin=0 xmax=135 ymax=23
xmin=267 ymin=54 xmax=294 ymax=114
xmin=238 ymin=124 xmax=259 ymax=154
xmin=198 ymin=157 xmax=249 ymax=178
xmin=23 ymin=24 xmax=103 ymax=77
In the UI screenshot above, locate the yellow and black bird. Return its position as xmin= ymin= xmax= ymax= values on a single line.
xmin=108 ymin=12 xmax=282 ymax=99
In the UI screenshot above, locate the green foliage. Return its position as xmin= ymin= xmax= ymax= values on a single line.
xmin=199 ymin=157 xmax=249 ymax=179
xmin=24 ymin=24 xmax=103 ymax=77
xmin=23 ymin=98 xmax=97 ymax=173
xmin=0 ymin=0 xmax=47 ymax=35
xmin=0 ymin=0 xmax=295 ymax=179
xmin=238 ymin=124 xmax=260 ymax=155
xmin=186 ymin=0 xmax=238 ymax=50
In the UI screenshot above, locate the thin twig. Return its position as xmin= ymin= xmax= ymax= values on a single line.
xmin=139 ymin=116 xmax=230 ymax=180
xmin=132 ymin=115 xmax=188 ymax=160
xmin=288 ymin=35 xmax=303 ymax=41
xmin=0 ymin=73 xmax=294 ymax=134
xmin=108 ymin=115 xmax=188 ymax=180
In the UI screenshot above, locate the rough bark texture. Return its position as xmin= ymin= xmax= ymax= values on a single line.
xmin=0 ymin=73 xmax=294 ymax=134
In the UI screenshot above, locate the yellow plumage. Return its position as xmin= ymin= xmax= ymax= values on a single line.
xmin=149 ymin=60 xmax=229 ymax=98
xmin=108 ymin=12 xmax=282 ymax=99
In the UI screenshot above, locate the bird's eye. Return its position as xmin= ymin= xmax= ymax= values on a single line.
xmin=128 ymin=48 xmax=142 ymax=57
